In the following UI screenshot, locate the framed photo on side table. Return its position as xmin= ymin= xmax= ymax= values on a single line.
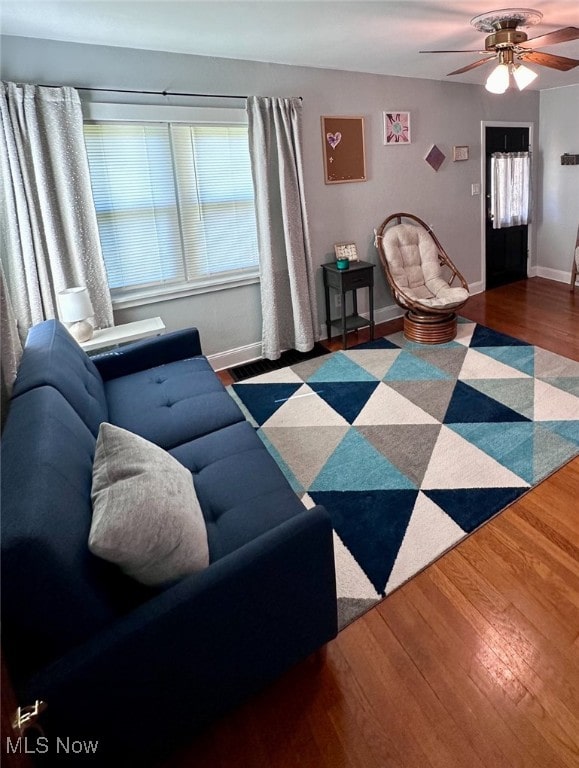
xmin=334 ymin=242 xmax=359 ymax=261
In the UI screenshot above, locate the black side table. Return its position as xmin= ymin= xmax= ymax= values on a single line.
xmin=322 ymin=260 xmax=375 ymax=349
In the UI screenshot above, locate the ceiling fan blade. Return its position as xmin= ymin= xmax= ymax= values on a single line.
xmin=519 ymin=26 xmax=579 ymax=49
xmin=419 ymin=49 xmax=488 ymax=53
xmin=447 ymin=57 xmax=495 ymax=76
xmin=519 ymin=50 xmax=579 ymax=71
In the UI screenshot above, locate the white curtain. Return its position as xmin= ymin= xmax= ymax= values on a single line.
xmin=0 ymin=82 xmax=113 ymax=339
xmin=1 ymin=258 xmax=22 ymax=424
xmin=490 ymin=151 xmax=532 ymax=229
xmin=247 ymin=96 xmax=318 ymax=360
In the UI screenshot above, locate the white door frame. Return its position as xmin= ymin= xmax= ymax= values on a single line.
xmin=480 ymin=120 xmax=535 ymax=290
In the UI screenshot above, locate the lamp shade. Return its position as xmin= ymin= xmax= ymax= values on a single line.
xmin=57 ymin=287 xmax=94 ymax=323
xmin=513 ymin=64 xmax=538 ymax=91
xmin=485 ymin=64 xmax=509 ymax=94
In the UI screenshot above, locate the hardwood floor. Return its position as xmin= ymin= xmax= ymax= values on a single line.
xmin=171 ymin=278 xmax=578 ymax=768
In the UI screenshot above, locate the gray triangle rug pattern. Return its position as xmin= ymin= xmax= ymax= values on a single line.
xmin=228 ymin=320 xmax=579 ymax=630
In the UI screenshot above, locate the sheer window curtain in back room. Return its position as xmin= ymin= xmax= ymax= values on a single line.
xmin=490 ymin=151 xmax=532 ymax=229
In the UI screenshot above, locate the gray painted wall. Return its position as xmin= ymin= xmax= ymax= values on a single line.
xmin=1 ymin=35 xmax=540 ymax=359
xmin=537 ymin=85 xmax=579 ymax=276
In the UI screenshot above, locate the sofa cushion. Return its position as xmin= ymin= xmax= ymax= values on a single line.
xmin=11 ymin=320 xmax=108 ymax=436
xmin=105 ymin=357 xmax=245 ymax=449
xmin=0 ymin=387 xmax=143 ymax=684
xmin=90 ymin=423 xmax=209 ymax=585
xmin=170 ymin=421 xmax=307 ymax=561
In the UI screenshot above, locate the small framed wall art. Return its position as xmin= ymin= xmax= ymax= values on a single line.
xmin=321 ymin=116 xmax=367 ymax=184
xmin=453 ymin=145 xmax=469 ymax=161
xmin=383 ymin=111 xmax=411 ymax=145
xmin=425 ymin=144 xmax=446 ymax=171
xmin=334 ymin=242 xmax=359 ymax=262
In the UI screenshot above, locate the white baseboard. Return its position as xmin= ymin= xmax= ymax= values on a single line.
xmin=207 ymin=341 xmax=262 ymax=372
xmin=357 ymin=304 xmax=404 ymax=325
xmin=533 ymin=266 xmax=572 ymax=284
xmin=468 ymin=280 xmax=485 ymax=295
xmin=208 ymin=292 xmax=496 ymax=372
xmin=208 ymin=303 xmax=405 ymax=370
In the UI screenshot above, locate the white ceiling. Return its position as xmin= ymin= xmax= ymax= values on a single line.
xmin=2 ymin=1 xmax=579 ymax=91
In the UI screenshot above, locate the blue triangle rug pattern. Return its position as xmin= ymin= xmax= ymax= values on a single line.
xmin=229 ymin=320 xmax=579 ymax=630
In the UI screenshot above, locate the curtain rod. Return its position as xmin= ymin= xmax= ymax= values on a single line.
xmin=40 ymin=84 xmax=302 ymax=100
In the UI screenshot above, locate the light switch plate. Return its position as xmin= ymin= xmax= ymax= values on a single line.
xmin=471 ymin=183 xmax=481 ymax=196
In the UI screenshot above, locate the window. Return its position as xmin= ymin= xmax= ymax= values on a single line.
xmin=83 ymin=105 xmax=259 ymax=303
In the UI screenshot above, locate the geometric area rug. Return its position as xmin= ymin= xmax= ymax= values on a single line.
xmin=228 ymin=319 xmax=579 ymax=630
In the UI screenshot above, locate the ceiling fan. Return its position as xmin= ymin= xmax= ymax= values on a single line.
xmin=420 ymin=7 xmax=579 ymax=93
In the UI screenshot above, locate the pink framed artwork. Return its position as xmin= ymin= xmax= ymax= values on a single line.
xmin=383 ymin=112 xmax=411 ymax=145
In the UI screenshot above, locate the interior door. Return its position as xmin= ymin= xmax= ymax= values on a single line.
xmin=485 ymin=126 xmax=530 ymax=289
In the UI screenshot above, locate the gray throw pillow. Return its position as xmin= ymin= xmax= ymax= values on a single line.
xmin=89 ymin=423 xmax=209 ymax=585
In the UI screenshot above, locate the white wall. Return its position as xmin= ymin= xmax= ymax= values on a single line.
xmin=536 ymin=84 xmax=579 ymax=280
xmin=1 ymin=36 xmax=540 ymax=360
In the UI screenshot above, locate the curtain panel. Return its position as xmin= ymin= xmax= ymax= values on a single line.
xmin=490 ymin=151 xmax=532 ymax=230
xmin=0 ymin=257 xmax=22 ymax=423
xmin=0 ymin=82 xmax=113 ymax=336
xmin=247 ymin=96 xmax=318 ymax=360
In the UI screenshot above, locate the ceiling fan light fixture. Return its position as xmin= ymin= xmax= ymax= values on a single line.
xmin=513 ymin=62 xmax=538 ymax=90
xmin=425 ymin=10 xmax=578 ymax=90
xmin=485 ymin=63 xmax=510 ymax=93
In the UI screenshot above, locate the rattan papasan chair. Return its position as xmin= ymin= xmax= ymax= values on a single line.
xmin=375 ymin=212 xmax=470 ymax=343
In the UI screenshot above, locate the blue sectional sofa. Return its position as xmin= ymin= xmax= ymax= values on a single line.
xmin=1 ymin=320 xmax=337 ymax=765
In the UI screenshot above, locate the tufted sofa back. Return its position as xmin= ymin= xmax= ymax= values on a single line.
xmin=11 ymin=320 xmax=108 ymax=436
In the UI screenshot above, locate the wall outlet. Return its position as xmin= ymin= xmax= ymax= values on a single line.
xmin=334 ymin=294 xmax=342 ymax=308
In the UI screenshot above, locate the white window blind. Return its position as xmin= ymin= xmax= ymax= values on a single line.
xmin=171 ymin=125 xmax=258 ymax=278
xmin=83 ymin=120 xmax=258 ymax=296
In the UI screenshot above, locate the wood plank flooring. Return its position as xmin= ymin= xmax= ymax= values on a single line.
xmin=169 ymin=278 xmax=578 ymax=768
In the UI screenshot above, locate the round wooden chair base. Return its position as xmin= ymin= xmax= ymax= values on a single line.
xmin=403 ymin=311 xmax=457 ymax=344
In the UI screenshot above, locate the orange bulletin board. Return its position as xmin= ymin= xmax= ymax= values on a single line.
xmin=321 ymin=116 xmax=367 ymax=184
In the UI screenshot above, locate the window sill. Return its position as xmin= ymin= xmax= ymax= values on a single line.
xmin=111 ymin=273 xmax=260 ymax=310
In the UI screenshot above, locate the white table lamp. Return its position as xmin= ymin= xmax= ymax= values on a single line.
xmin=57 ymin=287 xmax=94 ymax=342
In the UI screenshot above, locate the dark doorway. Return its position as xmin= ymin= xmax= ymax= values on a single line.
xmin=485 ymin=126 xmax=530 ymax=289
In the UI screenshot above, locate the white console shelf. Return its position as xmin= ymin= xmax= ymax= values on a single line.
xmin=79 ymin=317 xmax=165 ymax=352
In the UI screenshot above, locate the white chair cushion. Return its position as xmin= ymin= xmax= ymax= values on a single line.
xmin=383 ymin=223 xmax=440 ymax=290
xmin=382 ymin=223 xmax=468 ymax=308
xmin=405 ymin=285 xmax=469 ymax=308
